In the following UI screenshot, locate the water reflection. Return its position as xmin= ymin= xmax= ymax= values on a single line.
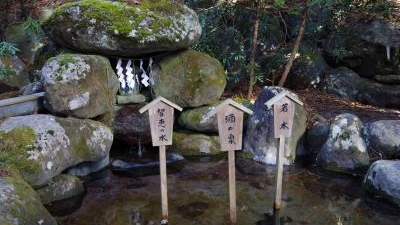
xmin=57 ymin=156 xmax=400 ymax=225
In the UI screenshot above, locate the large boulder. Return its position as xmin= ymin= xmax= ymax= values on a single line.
xmin=151 ymin=50 xmax=226 ymax=107
xmin=237 ymin=86 xmax=307 ymax=174
xmin=112 ymin=104 xmax=152 ymax=145
xmin=0 ymin=176 xmax=57 ymax=225
xmin=317 ymin=113 xmax=370 ymax=174
xmin=0 ymin=114 xmax=113 ymax=187
xmin=41 ymin=54 xmax=119 ymax=118
xmin=178 ymin=101 xmax=219 ymax=133
xmin=286 ymin=48 xmax=330 ymax=90
xmin=363 ymin=120 xmax=400 ymax=159
xmin=41 ymin=0 xmax=201 ymax=58
xmin=364 ymin=160 xmax=400 ymax=207
xmin=322 ymin=20 xmax=400 ymax=79
xmin=172 ymin=131 xmax=221 ymax=156
xmin=304 ymin=113 xmax=330 ymax=155
xmin=319 ymin=67 xmax=400 ymax=109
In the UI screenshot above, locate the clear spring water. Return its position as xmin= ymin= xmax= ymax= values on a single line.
xmin=57 ymin=156 xmax=400 ymax=225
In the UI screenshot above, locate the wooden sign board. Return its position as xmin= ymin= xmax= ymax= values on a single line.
xmin=216 ymin=105 xmax=244 ymax=151
xmin=273 ymin=96 xmax=295 ymax=138
xmin=139 ymin=96 xmax=183 ymax=146
xmin=148 ymin=101 xmax=174 ymax=146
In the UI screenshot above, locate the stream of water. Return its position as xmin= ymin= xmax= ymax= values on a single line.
xmin=56 ymin=154 xmax=400 ymax=225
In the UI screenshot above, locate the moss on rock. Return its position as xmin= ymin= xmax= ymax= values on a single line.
xmin=173 ymin=131 xmax=221 ymax=156
xmin=0 ymin=127 xmax=41 ymax=178
xmin=0 ymin=176 xmax=57 ymax=225
xmin=152 ymin=50 xmax=226 ymax=108
xmin=41 ymin=0 xmax=201 ymax=57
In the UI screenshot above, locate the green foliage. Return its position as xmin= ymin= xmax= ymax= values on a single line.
xmin=273 ymin=0 xmax=286 ymax=8
xmin=0 ymin=42 xmax=20 ymax=56
xmin=0 ymin=41 xmax=20 ymax=80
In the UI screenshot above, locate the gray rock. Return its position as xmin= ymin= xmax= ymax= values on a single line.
xmin=322 ymin=20 xmax=400 ymax=79
xmin=151 ymin=50 xmax=226 ymax=108
xmin=112 ymin=104 xmax=152 ymax=145
xmin=361 ymin=20 xmax=400 ymax=47
xmin=35 ymin=174 xmax=84 ymax=204
xmin=317 ymin=113 xmax=370 ymax=174
xmin=286 ymin=49 xmax=330 ymax=90
xmin=363 ymin=120 xmax=400 ymax=159
xmin=364 ymin=160 xmax=400 ymax=206
xmin=41 ymin=0 xmax=201 ymax=58
xmin=319 ymin=67 xmax=400 ymax=108
xmin=305 ymin=113 xmax=330 ymax=155
xmin=0 ymin=176 xmax=57 ymax=225
xmin=0 ymin=114 xmax=113 ymax=187
xmin=65 ymin=155 xmax=110 ymax=177
xmin=238 ymin=86 xmax=307 ymax=173
xmin=172 ymin=131 xmax=221 ymax=156
xmin=178 ymin=102 xmax=220 ymax=133
xmin=42 ymin=54 xmax=119 ymax=118
xmin=319 ymin=67 xmax=361 ymax=100
xmin=22 ymin=81 xmax=44 ymax=95
xmin=373 ymin=75 xmax=400 ymax=84
xmin=116 ymin=94 xmax=146 ymax=104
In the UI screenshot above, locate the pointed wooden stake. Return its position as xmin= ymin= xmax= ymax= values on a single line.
xmin=228 ymin=150 xmax=237 ymax=223
xmin=139 ymin=96 xmax=182 ymax=224
xmin=206 ymin=99 xmax=253 ymax=224
xmin=274 ymin=135 xmax=285 ymax=210
xmin=159 ymin=145 xmax=168 ymax=220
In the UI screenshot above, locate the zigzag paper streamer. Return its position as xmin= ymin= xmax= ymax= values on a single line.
xmin=148 ymin=57 xmax=155 ymax=85
xmin=140 ymin=59 xmax=150 ymax=87
xmin=116 ymin=58 xmax=126 ymax=89
xmin=126 ymin=60 xmax=135 ymax=90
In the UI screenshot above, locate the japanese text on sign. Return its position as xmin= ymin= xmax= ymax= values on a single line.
xmin=217 ymin=106 xmax=244 ymax=151
xmin=273 ymin=97 xmax=294 ymax=138
xmin=148 ymin=101 xmax=174 ymax=146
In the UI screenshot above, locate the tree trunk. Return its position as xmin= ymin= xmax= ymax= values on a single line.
xmin=247 ymin=1 xmax=262 ymax=99
xmin=278 ymin=1 xmax=309 ymax=87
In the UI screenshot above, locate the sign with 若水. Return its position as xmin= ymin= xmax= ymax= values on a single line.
xmin=273 ymin=96 xmax=295 ymax=138
xmin=207 ymin=98 xmax=253 ymax=224
xmin=265 ymin=90 xmax=303 ymax=211
xmin=139 ymin=96 xmax=182 ymax=224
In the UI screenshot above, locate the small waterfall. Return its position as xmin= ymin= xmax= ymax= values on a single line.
xmin=137 ymin=140 xmax=145 ymax=159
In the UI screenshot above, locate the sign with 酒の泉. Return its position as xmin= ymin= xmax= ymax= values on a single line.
xmin=139 ymin=96 xmax=182 ymax=224
xmin=207 ymin=99 xmax=253 ymax=224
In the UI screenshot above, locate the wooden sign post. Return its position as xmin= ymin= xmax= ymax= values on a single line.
xmin=207 ymin=99 xmax=253 ymax=224
xmin=265 ymin=91 xmax=303 ymax=211
xmin=139 ymin=96 xmax=182 ymax=224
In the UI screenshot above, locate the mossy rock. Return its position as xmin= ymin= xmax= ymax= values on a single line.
xmin=0 ymin=114 xmax=113 ymax=187
xmin=0 ymin=55 xmax=29 ymax=89
xmin=172 ymin=131 xmax=221 ymax=156
xmin=35 ymin=174 xmax=84 ymax=204
xmin=42 ymin=53 xmax=119 ymax=119
xmin=151 ymin=50 xmax=226 ymax=108
xmin=0 ymin=176 xmax=57 ymax=225
xmin=41 ymin=0 xmax=202 ymax=57
xmin=178 ymin=101 xmax=221 ymax=133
